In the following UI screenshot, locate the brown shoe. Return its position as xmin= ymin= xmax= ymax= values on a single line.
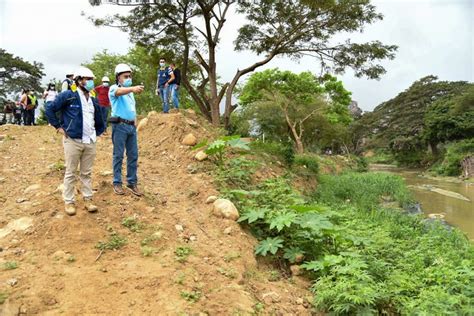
xmin=84 ymin=198 xmax=98 ymax=213
xmin=126 ymin=184 xmax=143 ymax=197
xmin=114 ymin=184 xmax=125 ymax=195
xmin=65 ymin=203 xmax=76 ymax=216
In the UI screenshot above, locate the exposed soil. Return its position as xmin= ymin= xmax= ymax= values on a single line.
xmin=0 ymin=110 xmax=313 ymax=315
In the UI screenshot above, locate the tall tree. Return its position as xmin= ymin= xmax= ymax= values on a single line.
xmin=238 ymin=69 xmax=352 ymax=153
xmin=88 ymin=0 xmax=396 ymax=128
xmin=0 ymin=49 xmax=44 ymax=101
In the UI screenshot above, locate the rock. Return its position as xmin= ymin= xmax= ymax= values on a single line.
xmin=206 ymin=196 xmax=218 ymax=204
xmin=0 ymin=134 xmax=5 ymax=140
xmin=6 ymin=278 xmax=18 ymax=287
xmin=185 ymin=119 xmax=199 ymax=128
xmin=182 ymin=133 xmax=197 ymax=146
xmin=185 ymin=109 xmax=196 ymax=115
xmin=137 ymin=117 xmax=148 ymax=131
xmin=223 ymin=227 xmax=233 ymax=235
xmin=290 ymin=265 xmax=302 ymax=276
xmin=100 ymin=170 xmax=113 ymax=177
xmin=0 ymin=177 xmax=5 ymax=183
xmin=53 ymin=250 xmax=67 ymax=260
xmin=262 ymin=292 xmax=281 ymax=304
xmin=428 ymin=213 xmax=445 ymax=219
xmin=24 ymin=184 xmax=41 ymax=194
xmin=147 ymin=111 xmax=159 ymax=119
xmin=213 ymin=199 xmax=239 ymax=221
xmin=0 ymin=217 xmax=34 ymax=239
xmin=296 ymin=298 xmax=304 ymax=305
xmin=195 ymin=151 xmax=208 ymax=161
xmin=16 ymin=197 xmax=28 ymax=203
xmin=175 ymin=224 xmax=184 ymax=233
xmin=189 ymin=235 xmax=197 ymax=242
xmin=294 ymin=254 xmax=305 ymax=263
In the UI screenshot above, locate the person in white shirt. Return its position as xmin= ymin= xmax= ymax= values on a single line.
xmin=43 ymin=83 xmax=58 ymax=109
xmin=45 ymin=67 xmax=105 ymax=216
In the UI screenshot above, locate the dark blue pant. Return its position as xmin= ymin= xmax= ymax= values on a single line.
xmin=101 ymin=106 xmax=110 ymax=128
xmin=112 ymin=123 xmax=138 ymax=185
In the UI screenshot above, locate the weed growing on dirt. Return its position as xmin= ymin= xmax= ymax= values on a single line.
xmin=3 ymin=261 xmax=18 ymax=270
xmin=217 ymin=267 xmax=237 ymax=279
xmin=175 ymin=246 xmax=193 ymax=263
xmin=180 ymin=290 xmax=202 ymax=303
xmin=141 ymin=246 xmax=155 ymax=257
xmin=223 ymin=251 xmax=241 ymax=262
xmin=96 ymin=233 xmax=127 ymax=251
xmin=121 ymin=216 xmax=144 ymax=233
xmin=0 ymin=292 xmax=8 ymax=304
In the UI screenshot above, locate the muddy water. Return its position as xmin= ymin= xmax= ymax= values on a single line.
xmin=370 ymin=164 xmax=474 ymax=239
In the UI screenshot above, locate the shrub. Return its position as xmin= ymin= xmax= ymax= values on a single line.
xmin=431 ymin=139 xmax=474 ymax=176
xmin=293 ymin=154 xmax=319 ymax=174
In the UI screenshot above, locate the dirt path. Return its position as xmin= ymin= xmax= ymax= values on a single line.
xmin=0 ymin=111 xmax=312 ymax=315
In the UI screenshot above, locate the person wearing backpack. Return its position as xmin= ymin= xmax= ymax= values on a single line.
xmin=61 ymin=71 xmax=75 ymax=92
xmin=155 ymin=57 xmax=175 ymax=113
xmin=45 ymin=67 xmax=105 ymax=216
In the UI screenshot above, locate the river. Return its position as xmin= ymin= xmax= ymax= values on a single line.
xmin=370 ymin=164 xmax=474 ymax=240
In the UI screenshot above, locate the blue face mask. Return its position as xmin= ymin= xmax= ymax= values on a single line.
xmin=85 ymin=80 xmax=95 ymax=91
xmin=123 ymin=78 xmax=132 ymax=87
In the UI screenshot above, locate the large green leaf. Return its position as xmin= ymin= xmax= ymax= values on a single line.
xmin=268 ymin=211 xmax=297 ymax=232
xmin=238 ymin=208 xmax=267 ymax=223
xmin=296 ymin=213 xmax=334 ymax=233
xmin=255 ymin=237 xmax=284 ymax=256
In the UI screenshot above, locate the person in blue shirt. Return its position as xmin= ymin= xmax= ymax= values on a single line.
xmin=109 ymin=63 xmax=144 ymax=196
xmin=155 ymin=57 xmax=175 ymax=113
xmin=45 ymin=67 xmax=105 ymax=216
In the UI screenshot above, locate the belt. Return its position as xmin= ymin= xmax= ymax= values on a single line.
xmin=111 ymin=117 xmax=135 ymax=125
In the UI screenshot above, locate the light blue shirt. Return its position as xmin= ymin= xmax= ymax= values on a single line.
xmin=109 ymin=84 xmax=136 ymax=121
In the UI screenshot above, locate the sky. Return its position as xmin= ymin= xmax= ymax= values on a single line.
xmin=0 ymin=0 xmax=472 ymax=111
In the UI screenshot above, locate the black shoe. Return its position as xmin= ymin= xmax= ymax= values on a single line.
xmin=114 ymin=184 xmax=125 ymax=195
xmin=126 ymin=184 xmax=143 ymax=197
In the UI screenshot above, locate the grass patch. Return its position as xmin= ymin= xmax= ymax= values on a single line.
xmin=315 ymin=172 xmax=413 ymax=209
xmin=0 ymin=292 xmax=8 ymax=304
xmin=180 ymin=290 xmax=201 ymax=303
xmin=3 ymin=261 xmax=18 ymax=270
xmin=217 ymin=267 xmax=237 ymax=279
xmin=223 ymin=251 xmax=241 ymax=262
xmin=141 ymin=246 xmax=155 ymax=257
xmin=96 ymin=233 xmax=127 ymax=251
xmin=121 ymin=216 xmax=144 ymax=233
xmin=175 ymin=246 xmax=193 ymax=263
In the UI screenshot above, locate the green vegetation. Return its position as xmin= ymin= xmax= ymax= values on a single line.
xmin=0 ymin=292 xmax=8 ymax=304
xmin=430 ymin=139 xmax=474 ymax=176
xmin=96 ymin=232 xmax=127 ymax=251
xmin=121 ymin=216 xmax=144 ymax=233
xmin=175 ymin=246 xmax=193 ymax=263
xmin=357 ymin=76 xmax=474 ymax=172
xmin=215 ymin=154 xmax=473 ymax=315
xmin=193 ymin=135 xmax=250 ymax=165
xmin=3 ymin=261 xmax=18 ymax=270
xmin=180 ymin=289 xmax=202 ymax=303
xmin=91 ymin=1 xmax=396 ymax=127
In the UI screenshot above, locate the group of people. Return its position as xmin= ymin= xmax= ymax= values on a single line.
xmin=44 ymin=63 xmax=143 ymax=216
xmin=1 ymin=89 xmax=39 ymax=126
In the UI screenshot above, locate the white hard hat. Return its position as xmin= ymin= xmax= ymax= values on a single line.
xmin=115 ymin=63 xmax=132 ymax=75
xmin=66 ymin=70 xmax=74 ymax=76
xmin=73 ymin=67 xmax=95 ymax=79
xmin=102 ymin=76 xmax=110 ymax=82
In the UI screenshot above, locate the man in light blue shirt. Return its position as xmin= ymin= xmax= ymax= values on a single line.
xmin=109 ymin=63 xmax=144 ymax=196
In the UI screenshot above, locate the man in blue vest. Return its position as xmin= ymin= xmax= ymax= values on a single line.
xmin=109 ymin=63 xmax=144 ymax=196
xmin=45 ymin=67 xmax=105 ymax=216
xmin=155 ymin=57 xmax=175 ymax=113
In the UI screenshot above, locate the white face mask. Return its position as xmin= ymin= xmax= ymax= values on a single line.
xmin=103 ymin=82 xmax=109 ymax=87
xmin=160 ymin=62 xmax=165 ymax=67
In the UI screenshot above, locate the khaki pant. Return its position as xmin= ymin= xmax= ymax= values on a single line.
xmin=63 ymin=137 xmax=97 ymax=204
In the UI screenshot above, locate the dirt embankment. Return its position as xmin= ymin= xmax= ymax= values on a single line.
xmin=0 ymin=111 xmax=313 ymax=315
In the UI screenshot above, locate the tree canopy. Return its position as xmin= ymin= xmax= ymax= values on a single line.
xmin=0 ymin=49 xmax=44 ymax=103
xmin=88 ymin=0 xmax=396 ymax=128
xmin=235 ymin=68 xmax=352 ymax=153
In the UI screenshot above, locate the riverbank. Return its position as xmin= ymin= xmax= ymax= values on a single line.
xmin=370 ymin=164 xmax=474 ymax=239
xmin=214 ymin=153 xmax=474 ymax=314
